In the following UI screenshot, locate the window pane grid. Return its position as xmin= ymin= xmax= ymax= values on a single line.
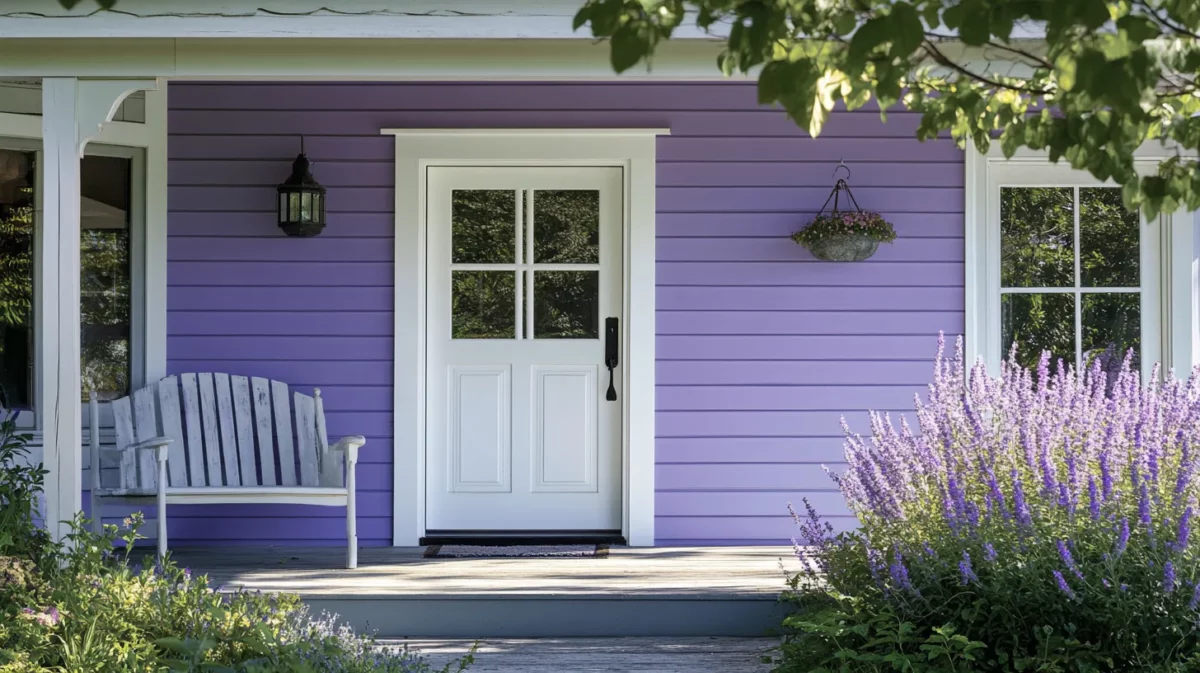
xmin=999 ymin=185 xmax=1142 ymax=373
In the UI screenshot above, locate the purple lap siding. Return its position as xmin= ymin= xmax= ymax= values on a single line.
xmin=166 ymin=81 xmax=964 ymax=547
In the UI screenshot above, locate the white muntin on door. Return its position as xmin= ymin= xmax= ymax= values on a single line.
xmin=425 ymin=166 xmax=623 ymax=533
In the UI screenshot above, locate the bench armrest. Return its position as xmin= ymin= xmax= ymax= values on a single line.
xmin=133 ymin=437 xmax=172 ymax=451
xmin=331 ymin=435 xmax=365 ymax=465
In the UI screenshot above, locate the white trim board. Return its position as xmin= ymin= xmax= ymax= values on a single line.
xmin=384 ymin=128 xmax=666 ymax=547
xmin=964 ymin=142 xmax=1197 ymax=377
xmin=0 ymin=39 xmax=732 ymax=80
xmin=0 ymin=0 xmax=720 ymax=40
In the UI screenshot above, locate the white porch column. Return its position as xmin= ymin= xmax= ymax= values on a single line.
xmin=39 ymin=77 xmax=157 ymax=544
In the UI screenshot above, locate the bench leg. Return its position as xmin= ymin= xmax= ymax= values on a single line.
xmin=156 ymin=449 xmax=168 ymax=561
xmin=347 ymin=497 xmax=357 ymax=569
xmin=347 ymin=469 xmax=357 ymax=570
xmin=90 ymin=492 xmax=102 ymax=535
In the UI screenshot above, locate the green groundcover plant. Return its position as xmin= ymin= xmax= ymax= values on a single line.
xmin=779 ymin=337 xmax=1200 ymax=672
xmin=0 ymin=411 xmax=473 ymax=673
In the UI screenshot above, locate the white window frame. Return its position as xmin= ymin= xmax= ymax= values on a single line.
xmin=966 ymin=144 xmax=1196 ymax=379
xmin=382 ymin=128 xmax=668 ymax=547
xmin=0 ymin=87 xmax=167 ymax=433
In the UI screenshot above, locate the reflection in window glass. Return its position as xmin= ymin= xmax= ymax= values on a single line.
xmin=452 ymin=190 xmax=517 ymax=264
xmin=1083 ymin=293 xmax=1140 ymax=376
xmin=80 ymin=155 xmax=132 ymax=402
xmin=0 ymin=149 xmax=34 ymax=410
xmin=1080 ymin=188 xmax=1139 ymax=287
xmin=1001 ymin=293 xmax=1075 ymax=371
xmin=534 ymin=271 xmax=599 ymax=339
xmin=1001 ymin=187 xmax=1074 ymax=288
xmin=534 ymin=190 xmax=600 ymax=264
xmin=452 ymin=271 xmax=515 ymax=339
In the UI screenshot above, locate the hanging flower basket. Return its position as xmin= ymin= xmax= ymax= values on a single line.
xmin=792 ymin=169 xmax=896 ymax=262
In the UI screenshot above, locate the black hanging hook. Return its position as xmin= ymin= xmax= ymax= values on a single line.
xmin=816 ymin=160 xmax=862 ymax=217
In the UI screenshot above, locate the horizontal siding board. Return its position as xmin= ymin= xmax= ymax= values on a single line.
xmin=165 ymin=81 xmax=963 ymax=547
xmin=171 ymin=262 xmax=393 ymax=287
xmin=656 ymin=515 xmax=857 ymax=541
xmin=658 ymin=137 xmax=961 ymax=162
xmin=658 ymin=286 xmax=962 ymax=311
xmin=656 ymin=438 xmax=848 ymax=464
xmin=170 ymin=81 xmax=904 ymax=113
xmin=170 ymin=135 xmax=393 ymax=161
xmin=658 ymin=463 xmax=848 ymax=491
xmin=170 ymin=212 xmax=393 ymax=238
xmin=657 ymin=187 xmax=962 ymax=213
xmin=658 ymin=411 xmax=876 ymax=437
xmin=170 ymin=286 xmax=392 ymax=311
xmin=657 ymin=335 xmax=940 ymax=360
xmin=171 ymin=160 xmax=394 ymax=187
xmin=169 ymin=237 xmax=393 ymax=262
xmin=657 ymin=310 xmax=963 ymax=335
xmin=657 ymin=262 xmax=962 ymax=287
xmin=658 ymin=237 xmax=963 ymax=262
xmin=170 ymin=336 xmax=392 ymax=361
xmin=657 ymin=161 xmax=964 ymax=188
xmin=657 ymin=491 xmax=852 ymax=518
xmin=657 ymin=385 xmax=922 ymax=411
xmin=170 ymin=310 xmax=392 ymax=336
xmin=657 ymin=212 xmax=964 ymax=238
xmin=170 ymin=186 xmax=392 ymax=214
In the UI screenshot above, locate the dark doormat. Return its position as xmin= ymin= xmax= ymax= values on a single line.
xmin=423 ymin=544 xmax=610 ymax=558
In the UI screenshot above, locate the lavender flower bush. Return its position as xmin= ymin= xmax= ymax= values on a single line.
xmin=778 ymin=337 xmax=1200 ymax=672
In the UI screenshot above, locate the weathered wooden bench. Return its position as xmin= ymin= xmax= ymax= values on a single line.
xmin=88 ymin=373 xmax=364 ymax=568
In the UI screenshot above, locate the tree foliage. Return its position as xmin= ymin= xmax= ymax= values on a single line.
xmin=574 ymin=0 xmax=1200 ymax=219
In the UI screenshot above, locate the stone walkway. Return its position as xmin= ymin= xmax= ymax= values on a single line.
xmin=394 ymin=637 xmax=778 ymax=672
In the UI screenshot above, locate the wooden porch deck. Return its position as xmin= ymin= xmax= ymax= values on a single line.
xmin=165 ymin=546 xmax=799 ymax=638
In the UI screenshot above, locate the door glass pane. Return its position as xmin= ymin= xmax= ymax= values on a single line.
xmin=534 ymin=271 xmax=599 ymax=339
xmin=534 ymin=190 xmax=600 ymax=264
xmin=452 ymin=271 xmax=515 ymax=339
xmin=0 ymin=148 xmax=34 ymax=410
xmin=80 ymin=155 xmax=132 ymax=402
xmin=1001 ymin=187 xmax=1074 ymax=288
xmin=1083 ymin=293 xmax=1140 ymax=374
xmin=1001 ymin=293 xmax=1075 ymax=370
xmin=1080 ymin=187 xmax=1139 ymax=287
xmin=452 ymin=190 xmax=517 ymax=264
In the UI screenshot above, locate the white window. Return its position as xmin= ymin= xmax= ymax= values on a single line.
xmin=967 ymin=148 xmax=1195 ymax=379
xmin=0 ymin=139 xmax=147 ymax=428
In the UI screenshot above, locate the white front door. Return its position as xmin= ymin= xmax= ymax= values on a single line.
xmin=426 ymin=166 xmax=623 ymax=534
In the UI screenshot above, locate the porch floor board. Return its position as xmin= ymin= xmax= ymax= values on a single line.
xmin=160 ymin=546 xmax=798 ymax=637
xmin=166 ymin=545 xmax=798 ymax=598
xmin=397 ymin=637 xmax=777 ymax=672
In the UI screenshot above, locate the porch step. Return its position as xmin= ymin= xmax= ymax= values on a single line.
xmin=165 ymin=545 xmax=797 ymax=638
xmin=306 ymin=592 xmax=790 ymax=638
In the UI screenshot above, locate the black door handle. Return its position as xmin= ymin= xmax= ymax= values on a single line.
xmin=604 ymin=317 xmax=618 ymax=401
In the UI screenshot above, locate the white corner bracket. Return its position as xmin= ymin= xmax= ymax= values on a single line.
xmin=74 ymin=78 xmax=161 ymax=156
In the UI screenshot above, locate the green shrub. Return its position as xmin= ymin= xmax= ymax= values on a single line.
xmin=0 ymin=411 xmax=472 ymax=673
xmin=776 ymin=339 xmax=1200 ymax=672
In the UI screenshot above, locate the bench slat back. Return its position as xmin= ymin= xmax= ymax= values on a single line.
xmin=100 ymin=374 xmax=329 ymax=490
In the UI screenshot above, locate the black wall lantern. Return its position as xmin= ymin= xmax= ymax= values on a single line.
xmin=276 ymin=137 xmax=326 ymax=237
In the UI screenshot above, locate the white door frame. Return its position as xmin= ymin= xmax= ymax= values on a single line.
xmin=383 ymin=128 xmax=669 ymax=547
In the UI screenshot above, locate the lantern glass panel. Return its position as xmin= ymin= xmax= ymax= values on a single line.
xmin=314 ymin=193 xmax=323 ymax=223
xmin=300 ymin=192 xmax=311 ymax=223
xmin=288 ymin=193 xmax=301 ymax=222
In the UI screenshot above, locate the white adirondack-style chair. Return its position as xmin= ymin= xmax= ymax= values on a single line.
xmin=89 ymin=373 xmax=365 ymax=568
